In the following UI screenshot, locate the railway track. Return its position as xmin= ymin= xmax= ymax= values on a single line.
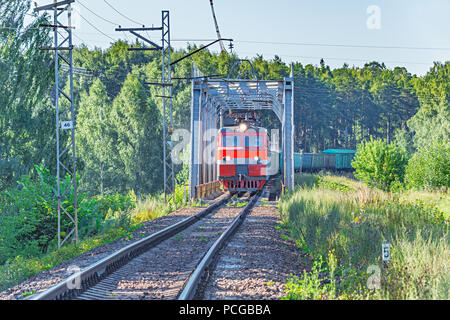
xmin=28 ymin=190 xmax=263 ymax=300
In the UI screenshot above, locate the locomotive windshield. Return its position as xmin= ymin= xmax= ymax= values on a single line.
xmin=245 ymin=136 xmax=263 ymax=147
xmin=222 ymin=135 xmax=264 ymax=147
xmin=222 ymin=135 xmax=240 ymax=147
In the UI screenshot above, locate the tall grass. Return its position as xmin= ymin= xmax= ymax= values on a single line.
xmin=280 ymin=174 xmax=449 ymax=300
xmin=130 ymin=184 xmax=200 ymax=224
xmin=130 ymin=195 xmax=173 ymax=224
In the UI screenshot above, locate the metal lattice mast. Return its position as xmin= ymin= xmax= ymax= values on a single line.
xmin=35 ymin=0 xmax=78 ymax=247
xmin=161 ymin=11 xmax=175 ymax=201
xmin=116 ymin=11 xmax=174 ymax=201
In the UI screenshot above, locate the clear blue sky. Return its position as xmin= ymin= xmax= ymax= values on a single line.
xmin=31 ymin=0 xmax=450 ymax=76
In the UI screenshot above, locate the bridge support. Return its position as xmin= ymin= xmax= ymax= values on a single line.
xmin=189 ymin=68 xmax=202 ymax=199
xmin=282 ymin=68 xmax=295 ymax=191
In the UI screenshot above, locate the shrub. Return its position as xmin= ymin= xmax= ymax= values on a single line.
xmin=283 ymin=253 xmax=338 ymax=300
xmin=78 ymin=191 xmax=135 ymax=237
xmin=0 ymin=166 xmax=58 ymax=263
xmin=0 ymin=165 xmax=137 ymax=264
xmin=405 ymin=140 xmax=449 ymax=190
xmin=173 ymin=183 xmax=189 ymax=205
xmin=351 ymin=137 xmax=408 ymax=191
xmin=283 ymin=259 xmax=328 ymax=300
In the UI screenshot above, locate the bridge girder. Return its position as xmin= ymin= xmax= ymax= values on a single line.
xmin=189 ymin=64 xmax=294 ymax=198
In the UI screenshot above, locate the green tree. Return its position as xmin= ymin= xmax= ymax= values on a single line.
xmin=76 ymin=79 xmax=114 ymax=196
xmin=351 ymin=137 xmax=408 ymax=191
xmin=0 ymin=0 xmax=54 ymax=190
xmin=408 ymin=62 xmax=450 ymax=150
xmin=0 ymin=165 xmax=58 ymax=262
xmin=393 ymin=128 xmax=415 ymax=157
xmin=330 ymin=65 xmax=362 ymax=149
xmin=109 ymin=73 xmax=163 ymax=196
xmin=405 ymin=140 xmax=449 ymax=190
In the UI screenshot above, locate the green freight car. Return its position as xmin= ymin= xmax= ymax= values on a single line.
xmin=278 ymin=152 xmax=305 ymax=171
xmin=322 ymin=149 xmax=356 ymax=170
xmin=279 ymin=149 xmax=356 ymax=172
xmin=312 ymin=153 xmax=335 ymax=169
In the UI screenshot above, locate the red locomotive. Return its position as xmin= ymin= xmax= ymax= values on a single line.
xmin=217 ymin=121 xmax=268 ymax=192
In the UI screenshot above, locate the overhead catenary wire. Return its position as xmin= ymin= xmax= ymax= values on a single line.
xmin=104 ymin=69 xmax=446 ymax=100
xmin=4 ymin=7 xmax=444 ymax=108
xmin=68 ymin=36 xmax=220 ymax=42
xmin=8 ymin=12 xmax=445 ymax=80
xmin=77 ymin=0 xmax=120 ymax=27
xmin=75 ymin=10 xmax=116 ymax=42
xmin=236 ymin=40 xmax=450 ymax=52
xmin=101 ymin=0 xmax=151 ymax=45
xmin=103 ymin=0 xmax=143 ymax=26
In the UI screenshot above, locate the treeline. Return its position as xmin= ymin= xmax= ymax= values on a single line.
xmin=1 ymin=0 xmax=449 ymax=198
xmin=292 ymin=60 xmax=449 ymax=155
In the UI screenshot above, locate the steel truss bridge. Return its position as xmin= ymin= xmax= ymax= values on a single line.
xmin=188 ymin=64 xmax=294 ymax=199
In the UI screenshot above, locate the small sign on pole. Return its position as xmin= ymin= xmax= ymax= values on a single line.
xmin=382 ymin=243 xmax=390 ymax=261
xmin=61 ymin=121 xmax=73 ymax=130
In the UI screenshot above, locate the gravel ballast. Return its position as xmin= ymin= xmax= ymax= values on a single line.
xmin=198 ymin=205 xmax=307 ymax=300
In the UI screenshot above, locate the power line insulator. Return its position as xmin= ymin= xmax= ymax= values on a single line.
xmin=228 ymin=41 xmax=234 ymax=53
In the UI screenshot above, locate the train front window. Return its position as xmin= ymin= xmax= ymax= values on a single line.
xmin=245 ymin=136 xmax=263 ymax=147
xmin=222 ymin=135 xmax=240 ymax=147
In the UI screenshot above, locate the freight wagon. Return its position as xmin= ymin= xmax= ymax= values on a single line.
xmin=278 ymin=149 xmax=356 ymax=172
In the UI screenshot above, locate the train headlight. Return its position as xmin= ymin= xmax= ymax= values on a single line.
xmin=239 ymin=122 xmax=248 ymax=132
xmin=223 ymin=156 xmax=231 ymax=161
xmin=254 ymin=156 xmax=260 ymax=161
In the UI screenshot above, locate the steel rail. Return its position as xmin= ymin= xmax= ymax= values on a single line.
xmin=28 ymin=195 xmax=230 ymax=300
xmin=178 ymin=189 xmax=262 ymax=300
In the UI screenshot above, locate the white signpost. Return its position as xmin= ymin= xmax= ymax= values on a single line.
xmin=61 ymin=121 xmax=73 ymax=130
xmin=382 ymin=243 xmax=391 ymax=261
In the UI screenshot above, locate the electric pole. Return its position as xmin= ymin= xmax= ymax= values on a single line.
xmin=116 ymin=11 xmax=175 ymax=202
xmin=35 ymin=0 xmax=78 ymax=247
xmin=209 ymin=0 xmax=226 ymax=53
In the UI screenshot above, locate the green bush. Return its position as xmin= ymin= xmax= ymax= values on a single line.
xmin=351 ymin=137 xmax=408 ymax=191
xmin=0 ymin=165 xmax=58 ymax=263
xmin=0 ymin=165 xmax=136 ymax=265
xmin=283 ymin=253 xmax=338 ymax=300
xmin=405 ymin=140 xmax=449 ymax=190
xmin=78 ymin=191 xmax=135 ymax=237
xmin=173 ymin=184 xmax=189 ymax=205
